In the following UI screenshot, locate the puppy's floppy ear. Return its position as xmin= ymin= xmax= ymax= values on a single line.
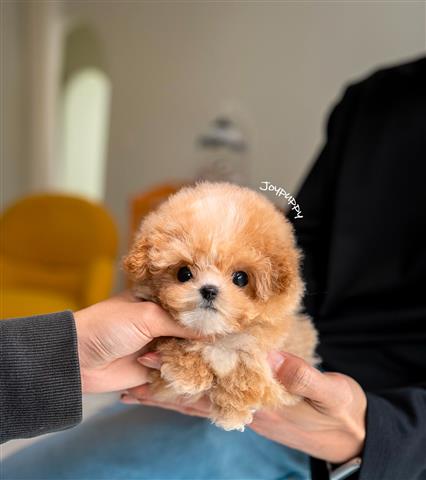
xmin=270 ymin=247 xmax=304 ymax=302
xmin=270 ymin=258 xmax=293 ymax=295
xmin=123 ymin=233 xmax=150 ymax=282
xmin=254 ymin=257 xmax=291 ymax=300
xmin=256 ymin=247 xmax=302 ymax=301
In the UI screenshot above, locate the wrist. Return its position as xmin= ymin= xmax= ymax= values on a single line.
xmin=339 ymin=395 xmax=367 ymax=463
xmin=350 ymin=425 xmax=365 ymax=459
xmin=73 ymin=309 xmax=91 ymax=393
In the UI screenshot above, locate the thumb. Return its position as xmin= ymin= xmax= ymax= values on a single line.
xmin=268 ymin=351 xmax=331 ymax=404
xmin=131 ymin=301 xmax=200 ymax=340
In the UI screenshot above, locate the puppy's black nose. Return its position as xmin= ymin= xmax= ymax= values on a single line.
xmin=200 ymin=284 xmax=218 ymax=301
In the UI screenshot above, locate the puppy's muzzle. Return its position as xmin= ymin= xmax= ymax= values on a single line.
xmin=199 ymin=284 xmax=219 ymax=302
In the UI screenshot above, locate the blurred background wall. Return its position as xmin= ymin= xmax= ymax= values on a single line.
xmin=2 ymin=1 xmax=425 ymax=287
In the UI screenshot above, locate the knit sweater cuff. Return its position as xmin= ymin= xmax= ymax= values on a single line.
xmin=0 ymin=311 xmax=82 ymax=443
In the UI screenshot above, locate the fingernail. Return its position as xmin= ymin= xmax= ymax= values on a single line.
xmin=268 ymin=352 xmax=286 ymax=372
xmin=133 ymin=385 xmax=150 ymax=399
xmin=137 ymin=353 xmax=161 ymax=369
xmin=120 ymin=394 xmax=140 ymax=405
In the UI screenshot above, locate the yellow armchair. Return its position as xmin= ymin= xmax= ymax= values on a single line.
xmin=1 ymin=193 xmax=118 ymax=319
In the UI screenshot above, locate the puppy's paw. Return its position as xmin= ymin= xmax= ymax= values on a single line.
xmin=160 ymin=361 xmax=211 ymax=397
xmin=152 ymin=338 xmax=214 ymax=399
xmin=263 ymin=380 xmax=301 ymax=408
xmin=146 ymin=370 xmax=176 ymax=402
xmin=280 ymin=389 xmax=302 ymax=407
xmin=212 ymin=409 xmax=254 ymax=432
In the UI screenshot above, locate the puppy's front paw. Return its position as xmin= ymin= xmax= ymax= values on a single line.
xmin=212 ymin=409 xmax=254 ymax=432
xmin=150 ymin=339 xmax=214 ymax=400
xmin=280 ymin=390 xmax=302 ymax=406
xmin=160 ymin=361 xmax=211 ymax=397
xmin=263 ymin=380 xmax=301 ymax=408
xmin=147 ymin=366 xmax=205 ymax=403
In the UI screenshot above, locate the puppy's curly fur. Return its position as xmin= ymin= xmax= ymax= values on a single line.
xmin=124 ymin=182 xmax=318 ymax=431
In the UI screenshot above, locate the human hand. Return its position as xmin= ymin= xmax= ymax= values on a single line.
xmin=122 ymin=351 xmax=366 ymax=464
xmin=74 ymin=292 xmax=197 ymax=394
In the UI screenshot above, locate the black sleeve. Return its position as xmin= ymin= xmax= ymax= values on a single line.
xmin=290 ymin=83 xmax=362 ymax=319
xmin=311 ymin=387 xmax=426 ymax=480
xmin=0 ymin=311 xmax=82 ymax=443
xmin=359 ymin=388 xmax=426 ymax=480
xmin=295 ymin=62 xmax=426 ymax=480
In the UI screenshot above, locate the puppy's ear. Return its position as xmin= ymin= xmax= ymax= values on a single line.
xmin=256 ymin=248 xmax=302 ymax=302
xmin=270 ymin=258 xmax=293 ymax=295
xmin=270 ymin=247 xmax=304 ymax=303
xmin=254 ymin=258 xmax=291 ymax=300
xmin=123 ymin=233 xmax=150 ymax=282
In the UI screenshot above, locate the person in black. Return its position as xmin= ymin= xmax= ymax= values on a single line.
xmin=2 ymin=57 xmax=425 ymax=480
xmin=293 ymin=55 xmax=426 ymax=479
xmin=124 ymin=56 xmax=426 ymax=479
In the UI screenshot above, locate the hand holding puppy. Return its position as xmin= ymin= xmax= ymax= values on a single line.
xmin=74 ymin=291 xmax=198 ymax=393
xmin=122 ymin=351 xmax=367 ymax=464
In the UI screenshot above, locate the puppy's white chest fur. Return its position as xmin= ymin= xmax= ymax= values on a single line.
xmin=201 ymin=333 xmax=255 ymax=377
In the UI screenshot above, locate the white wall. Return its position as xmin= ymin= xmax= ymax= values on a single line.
xmin=2 ymin=1 xmax=425 ymax=251
xmin=1 ymin=1 xmax=28 ymax=208
xmin=61 ymin=1 xmax=425 ymax=241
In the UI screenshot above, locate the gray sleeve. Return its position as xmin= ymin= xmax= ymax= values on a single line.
xmin=0 ymin=311 xmax=82 ymax=443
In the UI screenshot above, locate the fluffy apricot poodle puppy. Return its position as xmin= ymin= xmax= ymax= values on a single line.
xmin=124 ymin=182 xmax=318 ymax=431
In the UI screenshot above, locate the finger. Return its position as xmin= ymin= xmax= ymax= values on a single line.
xmin=120 ymin=394 xmax=140 ymax=404
xmin=143 ymin=400 xmax=210 ymax=418
xmin=135 ymin=301 xmax=201 ymax=340
xmin=126 ymin=383 xmax=152 ymax=398
xmin=121 ymin=396 xmax=210 ymax=418
xmin=88 ymin=357 xmax=150 ymax=392
xmin=120 ymin=391 xmax=211 ymax=416
xmin=126 ymin=384 xmax=212 ymax=411
xmin=268 ymin=351 xmax=332 ymax=404
xmin=137 ymin=352 xmax=162 ymax=369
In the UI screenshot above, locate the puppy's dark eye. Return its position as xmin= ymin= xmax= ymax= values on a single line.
xmin=232 ymin=271 xmax=248 ymax=287
xmin=177 ymin=266 xmax=193 ymax=282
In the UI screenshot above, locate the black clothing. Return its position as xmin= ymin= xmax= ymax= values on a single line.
xmin=292 ymin=57 xmax=426 ymax=479
xmin=0 ymin=311 xmax=82 ymax=443
xmin=1 ymin=57 xmax=425 ymax=480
